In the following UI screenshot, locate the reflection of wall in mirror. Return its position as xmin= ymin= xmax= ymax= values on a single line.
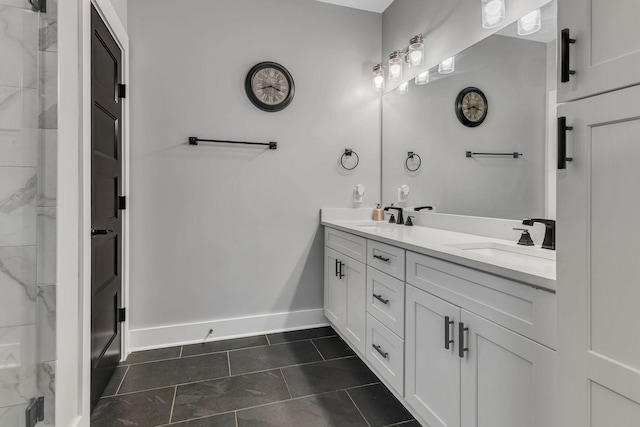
xmin=383 ymin=35 xmax=554 ymax=220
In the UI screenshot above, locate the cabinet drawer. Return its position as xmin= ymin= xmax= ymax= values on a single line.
xmin=366 ymin=314 xmax=404 ymax=395
xmin=325 ymin=227 xmax=366 ymax=263
xmin=367 ymin=267 xmax=405 ymax=338
xmin=406 ymin=251 xmax=556 ymax=349
xmin=367 ymin=240 xmax=405 ymax=280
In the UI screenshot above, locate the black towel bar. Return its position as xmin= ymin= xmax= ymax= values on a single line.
xmin=189 ymin=137 xmax=277 ymax=150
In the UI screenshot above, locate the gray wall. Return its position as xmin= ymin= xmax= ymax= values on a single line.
xmin=382 ymin=35 xmax=548 ymax=219
xmin=127 ymin=0 xmax=381 ymax=332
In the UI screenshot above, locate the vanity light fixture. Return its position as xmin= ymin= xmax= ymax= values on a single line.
xmin=482 ymin=0 xmax=506 ymax=29
xmin=438 ymin=56 xmax=455 ymax=74
xmin=415 ymin=70 xmax=429 ymax=85
xmin=373 ymin=64 xmax=385 ymax=91
xmin=407 ymin=34 xmax=425 ymax=68
xmin=517 ymin=8 xmax=541 ymax=36
xmin=397 ymin=81 xmax=409 ymax=94
xmin=389 ymin=51 xmax=403 ymax=81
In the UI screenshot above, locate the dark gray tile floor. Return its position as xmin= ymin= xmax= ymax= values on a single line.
xmin=91 ymin=326 xmax=420 ymax=427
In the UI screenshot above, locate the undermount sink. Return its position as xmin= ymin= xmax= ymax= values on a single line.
xmin=445 ymin=242 xmax=555 ymax=267
xmin=355 ymin=222 xmax=400 ymax=230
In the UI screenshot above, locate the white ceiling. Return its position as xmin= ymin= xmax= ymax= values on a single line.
xmin=313 ymin=0 xmax=394 ymax=13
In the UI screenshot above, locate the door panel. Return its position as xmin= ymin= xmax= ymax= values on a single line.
xmin=405 ymin=285 xmax=460 ymax=427
xmin=324 ymin=247 xmax=346 ymax=327
xmin=90 ymin=4 xmax=123 ymax=410
xmin=344 ymin=257 xmax=366 ymax=355
xmin=557 ymin=85 xmax=640 ymax=426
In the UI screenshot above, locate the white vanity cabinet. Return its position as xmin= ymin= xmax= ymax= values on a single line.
xmin=405 ymin=251 xmax=555 ymax=427
xmin=324 ymin=228 xmax=367 ymax=355
xmin=557 ymin=0 xmax=640 ymax=102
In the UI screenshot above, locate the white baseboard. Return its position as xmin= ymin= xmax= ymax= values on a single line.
xmin=129 ymin=308 xmax=328 ymax=352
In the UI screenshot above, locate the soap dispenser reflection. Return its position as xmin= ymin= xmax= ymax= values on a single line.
xmin=353 ymin=184 xmax=365 ymax=204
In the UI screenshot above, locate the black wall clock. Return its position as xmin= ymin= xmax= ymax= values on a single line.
xmin=245 ymin=62 xmax=295 ymax=112
xmin=455 ymin=87 xmax=488 ymax=127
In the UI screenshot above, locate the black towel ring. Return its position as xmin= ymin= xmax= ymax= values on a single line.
xmin=406 ymin=151 xmax=422 ymax=172
xmin=341 ymin=149 xmax=359 ymax=171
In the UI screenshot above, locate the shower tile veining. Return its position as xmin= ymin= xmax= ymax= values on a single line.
xmin=91 ymin=327 xmax=419 ymax=427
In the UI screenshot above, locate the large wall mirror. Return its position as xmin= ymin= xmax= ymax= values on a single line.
xmin=382 ymin=1 xmax=557 ymax=220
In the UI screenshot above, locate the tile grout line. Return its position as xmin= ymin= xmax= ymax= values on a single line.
xmin=113 ymin=355 xmax=361 ymax=397
xmin=265 ymin=334 xmax=271 ymax=345
xmin=179 ymin=346 xmax=183 ymax=358
xmin=114 ymin=365 xmax=130 ymax=395
xmin=280 ymin=368 xmax=293 ymax=400
xmin=227 ymin=351 xmax=231 ymax=377
xmin=235 ymin=410 xmax=239 ymax=427
xmin=310 ymin=339 xmax=325 ymax=361
xmin=168 ymin=386 xmax=177 ymax=424
xmin=346 ymin=388 xmax=372 ymax=427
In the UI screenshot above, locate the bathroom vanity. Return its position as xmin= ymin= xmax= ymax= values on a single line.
xmin=322 ymin=212 xmax=556 ymax=427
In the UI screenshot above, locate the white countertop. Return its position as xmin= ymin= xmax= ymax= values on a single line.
xmin=321 ymin=218 xmax=556 ymax=292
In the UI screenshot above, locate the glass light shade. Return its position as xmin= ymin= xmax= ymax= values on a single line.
xmin=372 ymin=64 xmax=385 ymax=91
xmin=397 ymin=82 xmax=409 ymax=94
xmin=408 ymin=35 xmax=425 ymax=68
xmin=518 ymin=9 xmax=542 ymax=36
xmin=415 ymin=70 xmax=429 ymax=85
xmin=389 ymin=51 xmax=403 ymax=81
xmin=482 ymin=0 xmax=506 ymax=29
xmin=438 ymin=56 xmax=455 ymax=74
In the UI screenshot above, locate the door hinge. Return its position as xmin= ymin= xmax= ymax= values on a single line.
xmin=118 ymin=196 xmax=126 ymax=210
xmin=118 ymin=308 xmax=126 ymax=323
xmin=118 ymin=84 xmax=126 ymax=99
xmin=25 ymin=396 xmax=44 ymax=427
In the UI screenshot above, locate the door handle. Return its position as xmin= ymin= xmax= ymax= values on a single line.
xmin=373 ymin=294 xmax=389 ymax=305
xmin=561 ymin=28 xmax=576 ymax=83
xmin=91 ymin=227 xmax=113 ymax=236
xmin=338 ymin=261 xmax=345 ymax=279
xmin=557 ymin=116 xmax=574 ymax=170
xmin=459 ymin=322 xmax=469 ymax=358
xmin=444 ymin=316 xmax=454 ymax=350
xmin=373 ymin=254 xmax=390 ymax=262
xmin=335 ymin=258 xmax=339 ymax=277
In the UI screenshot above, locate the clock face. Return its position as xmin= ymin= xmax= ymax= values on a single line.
xmin=455 ymin=87 xmax=488 ymax=127
xmin=245 ymin=62 xmax=295 ymax=112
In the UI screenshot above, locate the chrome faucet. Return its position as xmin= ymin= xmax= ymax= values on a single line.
xmin=522 ymin=218 xmax=556 ymax=250
xmin=384 ymin=205 xmax=404 ymax=225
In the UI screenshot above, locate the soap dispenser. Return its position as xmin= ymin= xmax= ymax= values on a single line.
xmin=373 ymin=204 xmax=383 ymax=221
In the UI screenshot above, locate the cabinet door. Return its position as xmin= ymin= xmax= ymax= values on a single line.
xmin=460 ymin=310 xmax=555 ymax=427
xmin=557 ymin=86 xmax=640 ymax=426
xmin=558 ymin=0 xmax=640 ymax=102
xmin=324 ymin=247 xmax=346 ymax=328
xmin=343 ymin=257 xmax=366 ymax=355
xmin=405 ymin=285 xmax=460 ymax=427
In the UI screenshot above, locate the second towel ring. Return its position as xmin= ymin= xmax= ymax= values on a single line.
xmin=406 ymin=152 xmax=422 ymax=172
xmin=341 ymin=149 xmax=359 ymax=171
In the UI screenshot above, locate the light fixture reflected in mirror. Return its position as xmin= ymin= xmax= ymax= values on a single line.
xmin=389 ymin=51 xmax=403 ymax=81
xmin=438 ymin=56 xmax=455 ymax=74
xmin=482 ymin=0 xmax=505 ymax=29
xmin=373 ymin=64 xmax=385 ymax=91
xmin=397 ymin=81 xmax=409 ymax=94
xmin=415 ymin=70 xmax=429 ymax=85
xmin=518 ymin=9 xmax=541 ymax=35
xmin=408 ymin=34 xmax=425 ymax=68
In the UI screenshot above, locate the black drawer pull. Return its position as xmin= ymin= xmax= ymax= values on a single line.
xmin=373 ymin=294 xmax=390 ymax=305
xmin=444 ymin=316 xmax=454 ymax=350
xmin=338 ymin=261 xmax=345 ymax=279
xmin=561 ymin=28 xmax=576 ymax=83
xmin=372 ymin=344 xmax=388 ymax=359
xmin=335 ymin=258 xmax=339 ymax=277
xmin=91 ymin=227 xmax=113 ymax=236
xmin=557 ymin=116 xmax=574 ymax=170
xmin=373 ymin=254 xmax=390 ymax=262
xmin=459 ymin=322 xmax=469 ymax=358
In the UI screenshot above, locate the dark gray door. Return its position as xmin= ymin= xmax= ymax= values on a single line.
xmin=90 ymin=4 xmax=123 ymax=410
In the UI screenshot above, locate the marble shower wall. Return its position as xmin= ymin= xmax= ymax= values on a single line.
xmin=0 ymin=0 xmax=57 ymax=425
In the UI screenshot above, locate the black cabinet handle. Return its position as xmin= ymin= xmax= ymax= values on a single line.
xmin=373 ymin=254 xmax=390 ymax=262
xmin=561 ymin=29 xmax=576 ymax=83
xmin=372 ymin=344 xmax=388 ymax=359
xmin=373 ymin=294 xmax=390 ymax=305
xmin=557 ymin=116 xmax=574 ymax=170
xmin=91 ymin=227 xmax=113 ymax=236
xmin=338 ymin=261 xmax=345 ymax=279
xmin=458 ymin=322 xmax=469 ymax=358
xmin=444 ymin=316 xmax=454 ymax=350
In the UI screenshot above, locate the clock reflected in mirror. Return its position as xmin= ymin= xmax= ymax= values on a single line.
xmin=455 ymin=87 xmax=488 ymax=127
xmin=245 ymin=62 xmax=295 ymax=112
